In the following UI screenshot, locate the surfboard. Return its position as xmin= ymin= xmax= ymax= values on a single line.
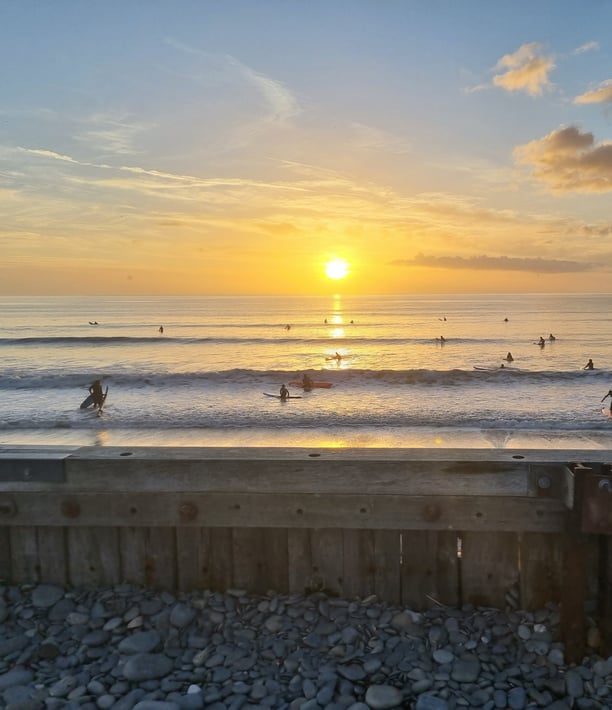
xmin=80 ymin=386 xmax=108 ymax=410
xmin=288 ymin=380 xmax=333 ymax=389
xmin=601 ymin=408 xmax=612 ymax=418
xmin=263 ymin=392 xmax=302 ymax=399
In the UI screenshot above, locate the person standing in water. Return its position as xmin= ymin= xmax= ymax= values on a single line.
xmin=89 ymin=379 xmax=106 ymax=409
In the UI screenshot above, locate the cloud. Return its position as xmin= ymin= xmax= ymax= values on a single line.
xmin=574 ymin=81 xmax=612 ymax=105
xmin=76 ymin=113 xmax=152 ymax=156
xmin=492 ymin=42 xmax=555 ymax=96
xmin=391 ymin=254 xmax=594 ymax=273
xmin=514 ymin=125 xmax=612 ymax=193
xmin=226 ymin=55 xmax=300 ymax=124
xmin=573 ymin=40 xmax=599 ymax=55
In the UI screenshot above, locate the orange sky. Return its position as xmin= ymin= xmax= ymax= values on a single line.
xmin=2 ymin=3 xmax=612 ymax=295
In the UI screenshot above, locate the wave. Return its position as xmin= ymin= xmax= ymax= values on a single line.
xmin=0 ymin=367 xmax=607 ymax=390
xmin=0 ymin=334 xmax=542 ymax=346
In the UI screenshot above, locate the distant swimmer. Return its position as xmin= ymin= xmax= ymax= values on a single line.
xmin=88 ymin=321 xmax=99 ymax=325
xmin=505 ymin=352 xmax=514 ymax=362
xmin=504 ymin=318 xmax=509 ymax=322
xmin=584 ymin=358 xmax=594 ymax=370
xmin=159 ymin=325 xmax=164 ymax=334
xmin=334 ymin=351 xmax=342 ymax=361
xmin=548 ymin=333 xmax=556 ymax=341
xmin=438 ymin=335 xmax=446 ymax=343
xmin=285 ymin=324 xmax=291 ymax=331
xmin=280 ymin=384 xmax=290 ymax=400
xmin=538 ymin=337 xmax=545 ymax=348
xmin=601 ymin=389 xmax=612 ymax=412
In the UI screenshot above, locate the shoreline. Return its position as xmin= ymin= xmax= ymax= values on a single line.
xmin=2 ymin=426 xmax=612 ymax=450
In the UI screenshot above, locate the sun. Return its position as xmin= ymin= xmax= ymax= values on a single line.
xmin=325 ymin=258 xmax=349 ymax=280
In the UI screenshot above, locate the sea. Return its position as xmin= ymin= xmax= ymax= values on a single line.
xmin=1 ymin=293 xmax=612 ymax=450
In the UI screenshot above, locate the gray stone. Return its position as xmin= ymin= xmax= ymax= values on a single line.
xmin=118 ymin=630 xmax=162 ymax=654
xmin=31 ymin=584 xmax=64 ymax=608
xmin=414 ymin=693 xmax=450 ymax=710
xmin=566 ymin=669 xmax=585 ymax=698
xmin=170 ymin=603 xmax=196 ymax=628
xmin=433 ymin=649 xmax=454 ymax=665
xmin=0 ymin=667 xmax=34 ymax=691
xmin=133 ymin=703 xmax=180 ymax=710
xmin=364 ymin=684 xmax=404 ymax=709
xmin=122 ymin=653 xmax=174 ymax=682
xmin=507 ymin=686 xmax=526 ymax=710
xmin=451 ymin=655 xmax=480 ymax=683
xmin=338 ymin=664 xmax=366 ymax=681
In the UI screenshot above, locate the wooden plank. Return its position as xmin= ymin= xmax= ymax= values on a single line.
xmin=0 ymin=528 xmax=11 ymax=582
xmin=144 ymin=527 xmax=176 ymax=589
xmin=461 ymin=531 xmax=518 ymax=608
xmin=176 ymin=527 xmax=201 ymax=592
xmin=119 ymin=527 xmax=147 ymax=586
xmin=0 ymin=492 xmax=568 ymax=532
xmin=67 ymin=527 xmax=121 ymax=587
xmin=231 ymin=528 xmax=289 ymax=594
xmin=373 ymin=530 xmax=401 ymax=605
xmin=401 ymin=531 xmax=459 ymax=608
xmin=37 ymin=527 xmax=67 ymax=585
xmin=287 ymin=528 xmax=312 ymax=594
xmin=601 ymin=536 xmax=612 ymax=655
xmin=342 ymin=529 xmax=375 ymax=600
xmin=519 ymin=533 xmax=564 ymax=609
xmin=9 ymin=527 xmax=39 ymax=583
xmin=310 ymin=529 xmax=344 ymax=596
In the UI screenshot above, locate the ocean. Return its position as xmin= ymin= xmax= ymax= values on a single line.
xmin=1 ymin=293 xmax=611 ymax=450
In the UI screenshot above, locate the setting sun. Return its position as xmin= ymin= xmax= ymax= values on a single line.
xmin=325 ymin=259 xmax=349 ymax=280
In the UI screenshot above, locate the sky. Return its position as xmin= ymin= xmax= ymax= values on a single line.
xmin=2 ymin=1 xmax=612 ymax=296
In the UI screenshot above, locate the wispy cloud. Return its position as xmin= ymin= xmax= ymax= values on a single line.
xmin=574 ymin=80 xmax=612 ymax=105
xmin=75 ymin=113 xmax=152 ymax=156
xmin=226 ymin=55 xmax=300 ymax=124
xmin=573 ymin=40 xmax=599 ymax=55
xmin=514 ymin=125 xmax=612 ymax=193
xmin=391 ymin=254 xmax=594 ymax=273
xmin=492 ymin=42 xmax=555 ymax=96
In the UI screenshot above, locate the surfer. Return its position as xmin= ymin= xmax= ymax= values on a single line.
xmin=89 ymin=379 xmax=105 ymax=409
xmin=279 ymin=384 xmax=290 ymax=400
xmin=159 ymin=325 xmax=164 ymax=334
xmin=601 ymin=390 xmax=612 ymax=412
xmin=583 ymin=358 xmax=594 ymax=370
xmin=505 ymin=352 xmax=514 ymax=362
xmin=538 ymin=337 xmax=545 ymax=348
xmin=549 ymin=333 xmax=556 ymax=341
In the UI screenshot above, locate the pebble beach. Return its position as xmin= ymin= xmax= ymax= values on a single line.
xmin=1 ymin=584 xmax=611 ymax=710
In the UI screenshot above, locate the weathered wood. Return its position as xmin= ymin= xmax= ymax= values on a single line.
xmin=0 ymin=528 xmax=11 ymax=582
xmin=119 ymin=527 xmax=148 ymax=586
xmin=231 ymin=527 xmax=289 ymax=594
xmin=310 ymin=529 xmax=344 ymax=595
xmin=0 ymin=492 xmax=568 ymax=532
xmin=342 ymin=529 xmax=376 ymax=600
xmin=67 ymin=527 xmax=121 ymax=587
xmin=9 ymin=527 xmax=39 ymax=583
xmin=601 ymin=536 xmax=612 ymax=654
xmin=401 ymin=531 xmax=459 ymax=608
xmin=519 ymin=533 xmax=563 ymax=609
xmin=37 ymin=526 xmax=67 ymax=585
xmin=372 ymin=530 xmax=401 ymax=605
xmin=287 ymin=528 xmax=313 ymax=594
xmin=461 ymin=531 xmax=519 ymax=608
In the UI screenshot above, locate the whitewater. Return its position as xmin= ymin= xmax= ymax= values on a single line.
xmin=1 ymin=293 xmax=611 ymax=449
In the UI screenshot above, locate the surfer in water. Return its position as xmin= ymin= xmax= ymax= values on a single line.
xmin=159 ymin=325 xmax=164 ymax=334
xmin=279 ymin=384 xmax=290 ymax=400
xmin=583 ymin=359 xmax=594 ymax=370
xmin=601 ymin=390 xmax=612 ymax=412
xmin=89 ymin=379 xmax=105 ymax=409
xmin=504 ymin=352 xmax=514 ymax=362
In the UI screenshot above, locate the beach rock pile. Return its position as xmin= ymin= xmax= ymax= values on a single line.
xmin=1 ymin=584 xmax=611 ymax=710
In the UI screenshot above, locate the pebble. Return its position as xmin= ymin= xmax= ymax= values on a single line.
xmin=0 ymin=583 xmax=610 ymax=710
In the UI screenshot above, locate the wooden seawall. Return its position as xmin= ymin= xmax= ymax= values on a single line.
xmin=1 ymin=446 xmax=610 ymax=657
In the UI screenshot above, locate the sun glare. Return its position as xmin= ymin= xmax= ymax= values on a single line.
xmin=325 ymin=258 xmax=349 ymax=280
